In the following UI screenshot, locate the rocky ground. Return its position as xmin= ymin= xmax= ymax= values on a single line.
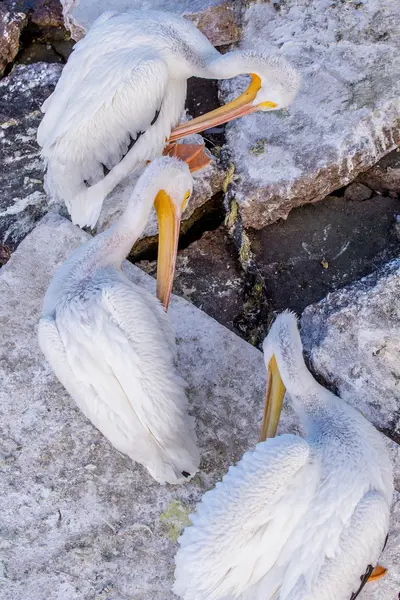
xmin=0 ymin=0 xmax=400 ymax=598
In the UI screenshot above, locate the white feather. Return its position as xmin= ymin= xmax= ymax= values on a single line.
xmin=38 ymin=157 xmax=199 ymax=484
xmin=37 ymin=9 xmax=300 ymax=227
xmin=174 ymin=312 xmax=393 ymax=599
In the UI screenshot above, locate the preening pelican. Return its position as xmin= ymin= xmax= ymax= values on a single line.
xmin=38 ymin=157 xmax=200 ymax=484
xmin=37 ymin=9 xmax=300 ymax=228
xmin=174 ymin=312 xmax=393 ymax=599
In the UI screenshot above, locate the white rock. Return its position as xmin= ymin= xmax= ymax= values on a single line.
xmin=1 ymin=214 xmax=398 ymax=598
xmin=301 ymin=259 xmax=400 ymax=440
xmin=222 ymin=0 xmax=400 ymax=228
xmin=61 ymin=0 xmax=241 ymax=46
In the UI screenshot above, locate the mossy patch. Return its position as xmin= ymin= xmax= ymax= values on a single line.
xmin=249 ymin=138 xmax=268 ymax=155
xmin=225 ymin=198 xmax=239 ymax=232
xmin=222 ymin=163 xmax=235 ymax=193
xmin=160 ymin=500 xmax=191 ymax=543
xmin=239 ymin=232 xmax=253 ymax=267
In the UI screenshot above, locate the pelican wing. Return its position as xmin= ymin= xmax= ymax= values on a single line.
xmin=37 ymin=44 xmax=171 ymax=226
xmin=38 ymin=49 xmax=169 ymax=157
xmin=284 ymin=491 xmax=390 ymax=600
xmin=174 ymin=435 xmax=317 ymax=600
xmin=38 ymin=278 xmax=199 ymax=484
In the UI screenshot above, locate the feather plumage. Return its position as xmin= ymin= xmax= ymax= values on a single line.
xmin=38 ymin=157 xmax=199 ymax=484
xmin=174 ymin=312 xmax=393 ymax=599
xmin=37 ymin=10 xmax=300 ymax=228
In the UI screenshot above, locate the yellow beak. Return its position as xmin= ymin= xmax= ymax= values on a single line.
xmin=169 ymin=74 xmax=264 ymax=142
xmin=259 ymin=355 xmax=286 ymax=442
xmin=154 ymin=190 xmax=181 ymax=310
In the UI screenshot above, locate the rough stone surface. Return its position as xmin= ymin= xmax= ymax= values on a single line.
xmin=222 ymin=0 xmax=400 ymax=229
xmin=231 ymin=193 xmax=400 ymax=343
xmin=1 ymin=213 xmax=399 ymax=599
xmin=61 ymin=0 xmax=241 ymax=46
xmin=184 ymin=1 xmax=240 ymax=47
xmin=0 ymin=242 xmax=11 ymax=264
xmin=0 ymin=1 xmax=26 ymax=75
xmin=3 ymin=0 xmax=64 ymax=28
xmin=0 ymin=62 xmax=62 ymax=250
xmin=96 ymin=143 xmax=227 ymax=254
xmin=139 ymin=224 xmax=245 ymax=333
xmin=29 ymin=0 xmax=64 ymax=28
xmin=344 ymin=182 xmax=372 ymax=202
xmin=301 ymin=259 xmax=400 ymax=443
xmin=357 ymin=148 xmax=400 ymax=195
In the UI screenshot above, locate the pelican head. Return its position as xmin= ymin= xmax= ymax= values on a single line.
xmin=145 ymin=157 xmax=193 ymax=310
xmin=169 ymin=52 xmax=300 ymax=141
xmin=259 ymin=311 xmax=303 ymax=441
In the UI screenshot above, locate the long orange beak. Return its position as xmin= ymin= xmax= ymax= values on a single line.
xmin=259 ymin=355 xmax=286 ymax=441
xmin=154 ymin=190 xmax=181 ymax=310
xmin=169 ymin=74 xmax=263 ymax=142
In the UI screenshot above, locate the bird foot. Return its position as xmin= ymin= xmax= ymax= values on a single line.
xmin=367 ymin=565 xmax=387 ymax=582
xmin=164 ymin=143 xmax=211 ymax=173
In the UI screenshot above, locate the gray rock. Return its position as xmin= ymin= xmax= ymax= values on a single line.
xmin=138 ymin=224 xmax=245 ymax=333
xmin=0 ymin=62 xmax=62 ymax=249
xmin=301 ymin=259 xmax=400 ymax=443
xmin=344 ymin=182 xmax=372 ymax=202
xmin=1 ymin=213 xmax=399 ymax=599
xmin=357 ymin=148 xmax=400 ymax=196
xmin=222 ymin=0 xmax=400 ymax=229
xmin=61 ymin=0 xmax=241 ymax=46
xmin=0 ymin=1 xmax=26 ymax=75
xmin=228 ymin=192 xmax=400 ymax=344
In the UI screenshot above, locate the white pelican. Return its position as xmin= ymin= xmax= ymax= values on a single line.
xmin=174 ymin=311 xmax=393 ymax=599
xmin=38 ymin=157 xmax=200 ymax=484
xmin=37 ymin=9 xmax=300 ymax=228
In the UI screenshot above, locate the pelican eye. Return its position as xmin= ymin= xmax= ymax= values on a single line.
xmin=181 ymin=189 xmax=191 ymax=212
xmin=258 ymin=101 xmax=278 ymax=111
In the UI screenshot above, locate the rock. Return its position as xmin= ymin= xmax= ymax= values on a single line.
xmin=357 ymin=148 xmax=400 ymax=196
xmin=184 ymin=1 xmax=240 ymax=47
xmin=96 ymin=143 xmax=227 ymax=255
xmin=231 ymin=193 xmax=400 ymax=343
xmin=1 ymin=212 xmax=399 ymax=599
xmin=61 ymin=0 xmax=241 ymax=46
xmin=344 ymin=182 xmax=372 ymax=202
xmin=0 ymin=62 xmax=62 ymax=250
xmin=3 ymin=0 xmax=64 ymax=29
xmin=301 ymin=259 xmax=400 ymax=443
xmin=0 ymin=1 xmax=66 ymax=75
xmin=0 ymin=242 xmax=11 ymax=265
xmin=138 ymin=224 xmax=245 ymax=333
xmin=29 ymin=0 xmax=64 ymax=28
xmin=0 ymin=2 xmax=26 ymax=75
xmin=222 ymin=0 xmax=400 ymax=229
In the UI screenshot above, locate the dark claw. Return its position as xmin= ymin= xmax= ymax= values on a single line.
xmin=150 ymin=108 xmax=161 ymax=127
xmin=181 ymin=471 xmax=191 ymax=479
xmin=350 ymin=565 xmax=374 ymax=600
xmin=101 ymin=163 xmax=110 ymax=176
xmin=125 ymin=130 xmax=143 ymax=156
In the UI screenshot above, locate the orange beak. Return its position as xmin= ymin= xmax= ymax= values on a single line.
xmin=259 ymin=355 xmax=286 ymax=442
xmin=169 ymin=74 xmax=263 ymax=142
xmin=154 ymin=190 xmax=181 ymax=310
xmin=163 ymin=143 xmax=211 ymax=173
